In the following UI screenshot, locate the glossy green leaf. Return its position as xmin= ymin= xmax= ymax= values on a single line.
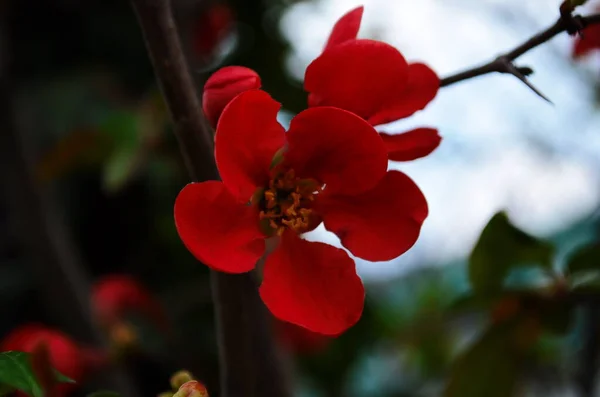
xmin=444 ymin=322 xmax=523 ymax=397
xmin=0 ymin=351 xmax=73 ymax=397
xmin=469 ymin=212 xmax=554 ymax=296
xmin=566 ymin=243 xmax=600 ymax=276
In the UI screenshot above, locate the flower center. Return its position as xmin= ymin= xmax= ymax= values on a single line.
xmin=255 ymin=169 xmax=321 ymax=236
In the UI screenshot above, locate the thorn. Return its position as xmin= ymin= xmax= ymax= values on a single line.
xmin=506 ymin=64 xmax=553 ymax=104
xmin=516 ymin=66 xmax=534 ymax=77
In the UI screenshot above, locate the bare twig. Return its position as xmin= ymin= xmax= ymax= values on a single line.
xmin=440 ymin=12 xmax=600 ymax=98
xmin=129 ymin=1 xmax=289 ymax=396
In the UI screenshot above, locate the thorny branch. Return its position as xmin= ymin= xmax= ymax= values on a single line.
xmin=440 ymin=12 xmax=600 ymax=100
xmin=129 ymin=0 xmax=290 ymax=396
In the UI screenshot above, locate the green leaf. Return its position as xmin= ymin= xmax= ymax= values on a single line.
xmin=469 ymin=212 xmax=554 ymax=296
xmin=566 ymin=243 xmax=600 ymax=276
xmin=87 ymin=391 xmax=121 ymax=397
xmin=444 ymin=322 xmax=523 ymax=397
xmin=0 ymin=351 xmax=73 ymax=397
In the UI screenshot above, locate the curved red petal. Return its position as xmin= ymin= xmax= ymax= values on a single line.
xmin=318 ymin=171 xmax=428 ymax=261
xmin=380 ymin=128 xmax=441 ymax=161
xmin=215 ymin=90 xmax=286 ymax=201
xmin=367 ymin=63 xmax=439 ymax=126
xmin=284 ymin=106 xmax=387 ymax=196
xmin=305 ymin=39 xmax=409 ymax=121
xmin=174 ymin=181 xmax=265 ymax=273
xmin=259 ymin=232 xmax=364 ymax=335
xmin=202 ymin=66 xmax=261 ymax=128
xmin=324 ymin=6 xmax=364 ymax=50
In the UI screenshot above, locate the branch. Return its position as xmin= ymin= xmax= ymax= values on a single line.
xmin=440 ymin=12 xmax=600 ymax=98
xmin=129 ymin=1 xmax=290 ymax=396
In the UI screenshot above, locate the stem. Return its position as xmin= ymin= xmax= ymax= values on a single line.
xmin=440 ymin=13 xmax=600 ymax=87
xmin=129 ymin=1 xmax=289 ymax=395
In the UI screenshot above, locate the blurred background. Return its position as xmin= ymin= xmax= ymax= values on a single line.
xmin=0 ymin=0 xmax=599 ymax=396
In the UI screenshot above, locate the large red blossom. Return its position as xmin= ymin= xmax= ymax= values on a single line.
xmin=1 ymin=325 xmax=107 ymax=396
xmin=305 ymin=6 xmax=441 ymax=161
xmin=175 ymin=89 xmax=428 ymax=335
xmin=202 ymin=6 xmax=441 ymax=162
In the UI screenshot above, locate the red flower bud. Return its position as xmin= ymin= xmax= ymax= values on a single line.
xmin=173 ymin=381 xmax=209 ymax=397
xmin=202 ymin=66 xmax=261 ymax=128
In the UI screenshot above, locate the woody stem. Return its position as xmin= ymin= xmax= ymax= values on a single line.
xmin=440 ymin=12 xmax=600 ymax=87
xmin=129 ymin=0 xmax=290 ymax=396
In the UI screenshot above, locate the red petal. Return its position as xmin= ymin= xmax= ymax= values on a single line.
xmin=174 ymin=181 xmax=265 ymax=273
xmin=203 ymin=66 xmax=261 ymax=128
xmin=215 ymin=90 xmax=286 ymax=201
xmin=324 ymin=6 xmax=363 ymax=50
xmin=367 ymin=63 xmax=440 ymax=126
xmin=284 ymin=106 xmax=387 ymax=196
xmin=380 ymin=128 xmax=441 ymax=161
xmin=259 ymin=232 xmax=364 ymax=335
xmin=305 ymin=39 xmax=409 ymax=122
xmin=318 ymin=171 xmax=428 ymax=261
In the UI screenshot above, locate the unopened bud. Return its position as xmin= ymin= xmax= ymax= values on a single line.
xmin=202 ymin=66 xmax=261 ymax=128
xmin=170 ymin=370 xmax=194 ymax=390
xmin=173 ymin=381 xmax=209 ymax=397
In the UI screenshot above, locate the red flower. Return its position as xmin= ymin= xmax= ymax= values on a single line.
xmin=192 ymin=3 xmax=234 ymax=60
xmin=91 ymin=274 xmax=168 ymax=333
xmin=202 ymin=66 xmax=261 ymax=128
xmin=573 ymin=11 xmax=600 ymax=58
xmin=202 ymin=6 xmax=441 ymax=162
xmin=175 ymin=89 xmax=428 ymax=335
xmin=305 ymin=6 xmax=441 ymax=161
xmin=1 ymin=324 xmax=107 ymax=395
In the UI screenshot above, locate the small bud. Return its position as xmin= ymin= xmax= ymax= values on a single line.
xmin=202 ymin=66 xmax=261 ymax=128
xmin=173 ymin=381 xmax=209 ymax=397
xmin=158 ymin=393 xmax=174 ymax=397
xmin=170 ymin=370 xmax=194 ymax=390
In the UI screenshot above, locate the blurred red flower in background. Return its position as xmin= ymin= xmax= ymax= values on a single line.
xmin=573 ymin=8 xmax=600 ymax=58
xmin=91 ymin=274 xmax=167 ymax=333
xmin=175 ymin=89 xmax=428 ymax=335
xmin=192 ymin=3 xmax=234 ymax=60
xmin=1 ymin=324 xmax=107 ymax=396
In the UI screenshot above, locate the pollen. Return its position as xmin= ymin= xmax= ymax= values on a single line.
xmin=257 ymin=169 xmax=321 ymax=235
